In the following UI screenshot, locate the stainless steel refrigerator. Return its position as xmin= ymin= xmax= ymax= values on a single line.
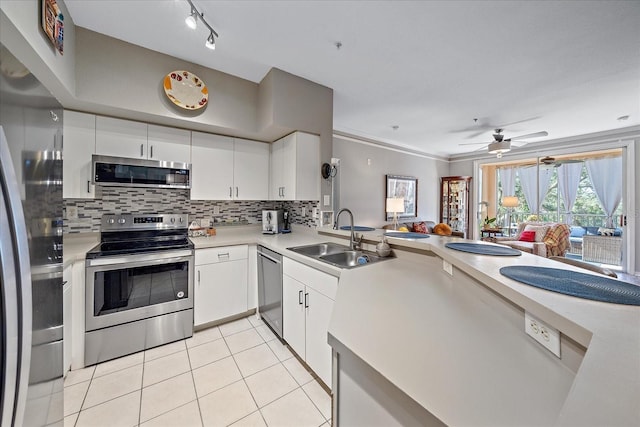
xmin=1 ymin=43 xmax=64 ymax=426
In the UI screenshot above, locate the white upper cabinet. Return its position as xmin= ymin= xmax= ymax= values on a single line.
xmin=95 ymin=117 xmax=190 ymax=163
xmin=95 ymin=116 xmax=148 ymax=159
xmin=147 ymin=124 xmax=191 ymax=164
xmin=233 ymin=138 xmax=269 ymax=200
xmin=270 ymin=131 xmax=320 ymax=201
xmin=191 ymin=133 xmax=269 ymax=201
xmin=63 ymin=111 xmax=96 ymax=199
xmin=191 ymin=132 xmax=234 ymax=200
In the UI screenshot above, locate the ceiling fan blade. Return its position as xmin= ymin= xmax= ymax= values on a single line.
xmin=459 ymin=142 xmax=490 ymax=146
xmin=510 ymin=131 xmax=548 ymax=141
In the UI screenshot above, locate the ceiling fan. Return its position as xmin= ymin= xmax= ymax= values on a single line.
xmin=459 ymin=128 xmax=548 ymax=158
xmin=538 ymin=156 xmax=584 ymax=167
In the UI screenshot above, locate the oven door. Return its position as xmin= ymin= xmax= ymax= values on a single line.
xmin=85 ymin=249 xmax=193 ymax=332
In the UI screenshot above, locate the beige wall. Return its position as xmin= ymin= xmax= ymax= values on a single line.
xmin=332 ymin=135 xmax=449 ymax=227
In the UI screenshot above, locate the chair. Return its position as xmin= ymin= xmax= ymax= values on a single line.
xmin=494 ymin=222 xmax=571 ymax=258
xmin=582 ymin=235 xmax=622 ymax=265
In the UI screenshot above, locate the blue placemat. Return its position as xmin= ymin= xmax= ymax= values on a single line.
xmin=500 ymin=266 xmax=640 ymax=306
xmin=445 ymin=242 xmax=521 ymax=256
xmin=340 ymin=225 xmax=376 ymax=231
xmin=384 ymin=232 xmax=430 ymax=239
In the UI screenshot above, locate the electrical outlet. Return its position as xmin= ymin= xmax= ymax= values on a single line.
xmin=442 ymin=260 xmax=453 ymax=276
xmin=213 ymin=206 xmax=220 ymax=215
xmin=301 ymin=207 xmax=306 ymax=216
xmin=525 ymin=311 xmax=561 ymax=358
xmin=67 ymin=206 xmax=78 ymax=220
xmin=324 ymin=195 xmax=330 ymax=206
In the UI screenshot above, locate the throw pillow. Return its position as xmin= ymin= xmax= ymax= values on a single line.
xmin=519 ymin=231 xmax=536 ymax=242
xmin=523 ymin=224 xmax=550 ymax=242
xmin=597 ymin=227 xmax=616 ymax=236
xmin=433 ymin=223 xmax=452 ymax=236
xmin=413 ymin=221 xmax=429 ymax=234
xmin=570 ymin=226 xmax=586 ymax=238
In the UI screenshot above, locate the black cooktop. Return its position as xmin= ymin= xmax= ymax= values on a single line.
xmin=86 ymin=237 xmax=193 ymax=259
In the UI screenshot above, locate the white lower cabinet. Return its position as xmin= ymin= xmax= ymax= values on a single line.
xmin=194 ymin=246 xmax=248 ymax=327
xmin=283 ymin=257 xmax=337 ymax=388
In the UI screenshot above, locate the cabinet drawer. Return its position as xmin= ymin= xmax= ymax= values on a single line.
xmin=283 ymin=257 xmax=338 ymax=300
xmin=195 ymin=245 xmax=248 ymax=265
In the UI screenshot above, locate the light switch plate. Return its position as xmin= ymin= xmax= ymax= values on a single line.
xmin=442 ymin=260 xmax=453 ymax=275
xmin=67 ymin=206 xmax=78 ymax=220
xmin=525 ymin=311 xmax=561 ymax=358
xmin=323 ymin=195 xmax=330 ymax=206
xmin=213 ymin=206 xmax=220 ymax=215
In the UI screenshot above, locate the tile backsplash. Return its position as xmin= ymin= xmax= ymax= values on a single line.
xmin=64 ymin=187 xmax=319 ymax=233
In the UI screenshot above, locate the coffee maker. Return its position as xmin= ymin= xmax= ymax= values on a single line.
xmin=262 ymin=209 xmax=284 ymax=234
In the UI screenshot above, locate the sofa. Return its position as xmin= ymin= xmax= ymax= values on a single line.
xmin=382 ymin=220 xmax=464 ymax=237
xmin=493 ymin=222 xmax=571 ymax=258
xmin=568 ymin=225 xmax=622 ymax=258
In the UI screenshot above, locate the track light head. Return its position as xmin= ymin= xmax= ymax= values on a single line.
xmin=205 ymin=33 xmax=216 ymax=50
xmin=185 ymin=7 xmax=197 ymax=29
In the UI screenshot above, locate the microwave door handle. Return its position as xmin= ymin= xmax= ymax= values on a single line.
xmin=0 ymin=127 xmax=33 ymax=427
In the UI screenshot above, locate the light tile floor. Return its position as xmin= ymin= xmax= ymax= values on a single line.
xmin=64 ymin=315 xmax=331 ymax=427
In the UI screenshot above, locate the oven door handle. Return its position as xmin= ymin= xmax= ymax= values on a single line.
xmin=86 ymin=250 xmax=193 ymax=267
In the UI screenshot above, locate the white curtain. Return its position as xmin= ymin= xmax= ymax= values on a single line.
xmin=585 ymin=157 xmax=622 ymax=227
xmin=517 ymin=166 xmax=553 ymax=215
xmin=557 ymin=163 xmax=583 ymax=224
xmin=499 ymin=167 xmax=517 ymax=196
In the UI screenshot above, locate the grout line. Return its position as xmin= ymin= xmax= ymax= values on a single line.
xmin=184 ymin=337 xmax=206 ymax=427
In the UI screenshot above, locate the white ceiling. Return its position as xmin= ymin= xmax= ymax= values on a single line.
xmin=65 ymin=0 xmax=640 ymax=157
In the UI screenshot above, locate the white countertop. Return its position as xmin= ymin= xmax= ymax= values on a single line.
xmin=323 ymin=227 xmax=640 ymax=427
xmin=63 ymin=233 xmax=100 ymax=267
xmin=63 ymin=226 xmax=640 ymax=426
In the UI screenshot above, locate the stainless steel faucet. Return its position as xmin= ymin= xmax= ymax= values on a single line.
xmin=334 ymin=208 xmax=362 ymax=250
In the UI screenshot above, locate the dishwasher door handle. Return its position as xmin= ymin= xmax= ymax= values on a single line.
xmin=258 ymin=251 xmax=281 ymax=264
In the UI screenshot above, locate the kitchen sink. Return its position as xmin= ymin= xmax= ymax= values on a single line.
xmin=287 ymin=243 xmax=394 ymax=269
xmin=287 ymin=242 xmax=349 ymax=257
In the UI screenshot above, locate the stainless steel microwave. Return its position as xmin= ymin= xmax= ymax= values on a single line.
xmin=92 ymin=155 xmax=191 ymax=189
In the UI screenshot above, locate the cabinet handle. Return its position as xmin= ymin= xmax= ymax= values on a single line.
xmin=218 ymin=253 xmax=230 ymax=259
xmin=87 ymin=180 xmax=91 ymax=193
xmin=298 ymin=290 xmax=303 ymax=305
xmin=235 ymin=187 xmax=238 ymax=198
xmin=304 ymin=292 xmax=309 ymax=308
xmin=229 ymin=187 xmax=232 ymax=198
xmin=150 ymin=145 xmax=154 ymax=158
xmin=281 ymin=187 xmax=285 ymax=198
xmin=197 ymin=270 xmax=200 ymax=284
xmin=140 ymin=144 xmax=144 ymax=157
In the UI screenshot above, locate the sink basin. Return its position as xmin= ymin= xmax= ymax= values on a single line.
xmin=287 ymin=242 xmax=349 ymax=257
xmin=287 ymin=243 xmax=393 ymax=269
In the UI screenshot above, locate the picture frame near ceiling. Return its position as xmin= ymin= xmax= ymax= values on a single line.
xmin=385 ymin=174 xmax=418 ymax=220
xmin=41 ymin=0 xmax=64 ymax=55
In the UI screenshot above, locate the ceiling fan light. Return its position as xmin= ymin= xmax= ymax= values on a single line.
xmin=487 ymin=141 xmax=511 ymax=155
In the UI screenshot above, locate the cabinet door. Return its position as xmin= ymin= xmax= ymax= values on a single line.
xmin=269 ymin=139 xmax=284 ymax=200
xmin=147 ymin=124 xmax=191 ymax=163
xmin=194 ymin=260 xmax=248 ymax=326
xmin=293 ymin=132 xmax=320 ymax=201
xmin=305 ymin=287 xmax=334 ymax=388
xmin=234 ymin=138 xmax=269 ymax=200
xmin=280 ymin=134 xmax=297 ymax=200
xmin=283 ymin=275 xmax=305 ymax=359
xmin=95 ymin=116 xmax=148 ymax=158
xmin=63 ymin=111 xmax=96 ymax=199
xmin=190 ymin=132 xmax=234 ymax=200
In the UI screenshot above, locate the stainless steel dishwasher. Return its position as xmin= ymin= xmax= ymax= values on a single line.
xmin=257 ymin=245 xmax=283 ymax=339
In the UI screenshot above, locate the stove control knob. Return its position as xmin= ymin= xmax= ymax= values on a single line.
xmin=107 ymin=219 xmax=115 ymax=224
xmin=179 ymin=217 xmax=184 ymax=223
xmin=170 ymin=217 xmax=176 ymax=224
xmin=118 ymin=218 xmax=126 ymax=224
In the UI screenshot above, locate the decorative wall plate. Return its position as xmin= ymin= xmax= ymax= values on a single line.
xmin=163 ymin=70 xmax=208 ymax=110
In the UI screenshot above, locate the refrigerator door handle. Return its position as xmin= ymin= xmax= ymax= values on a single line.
xmin=0 ymin=127 xmax=33 ymax=427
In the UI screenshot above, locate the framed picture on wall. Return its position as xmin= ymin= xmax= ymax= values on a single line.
xmin=385 ymin=174 xmax=418 ymax=220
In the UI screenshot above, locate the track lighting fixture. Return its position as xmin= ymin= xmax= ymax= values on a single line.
xmin=205 ymin=32 xmax=216 ymax=50
xmin=184 ymin=0 xmax=219 ymax=50
xmin=185 ymin=6 xmax=197 ymax=29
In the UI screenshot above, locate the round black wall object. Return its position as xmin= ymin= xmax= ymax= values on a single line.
xmin=321 ymin=163 xmax=332 ymax=179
